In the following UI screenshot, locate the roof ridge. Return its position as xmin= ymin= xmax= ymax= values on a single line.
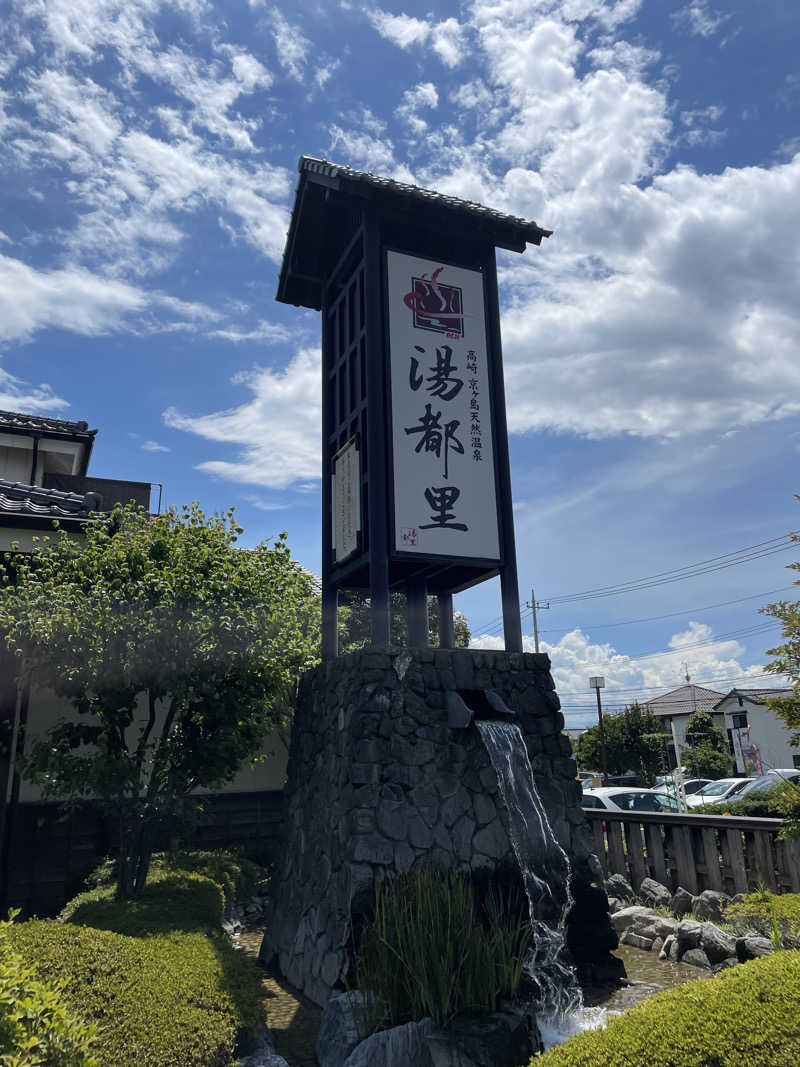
xmin=0 ymin=409 xmax=97 ymax=436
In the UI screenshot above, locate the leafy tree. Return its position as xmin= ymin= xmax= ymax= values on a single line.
xmin=338 ymin=590 xmax=471 ymax=653
xmin=575 ymin=703 xmax=666 ymax=786
xmin=762 ymin=518 xmax=800 ymax=837
xmin=681 ymin=710 xmax=732 ymax=779
xmin=0 ymin=503 xmax=317 ymax=899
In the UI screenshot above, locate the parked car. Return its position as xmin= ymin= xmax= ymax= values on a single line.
xmin=736 ymin=769 xmax=800 ymax=796
xmin=663 ymin=778 xmax=712 ymax=796
xmin=577 ymin=770 xmax=601 ymax=785
xmin=582 ymin=787 xmax=680 ymax=813
xmin=685 ymin=777 xmax=754 ymax=810
xmin=655 ymin=767 xmax=687 ymax=787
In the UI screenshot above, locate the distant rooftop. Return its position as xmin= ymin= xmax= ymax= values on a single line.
xmin=714 ymin=687 xmax=794 ymax=708
xmin=0 ymin=409 xmax=97 ymax=439
xmin=0 ymin=478 xmax=100 ymax=521
xmin=645 ymin=684 xmax=725 ymax=718
xmin=277 ymin=156 xmax=552 ymax=310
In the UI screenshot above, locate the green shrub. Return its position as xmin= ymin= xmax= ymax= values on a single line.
xmin=82 ymin=849 xmax=266 ymax=908
xmin=533 ymin=951 xmax=800 ymax=1066
xmin=355 ymin=866 xmax=531 ymax=1030
xmin=724 ymin=890 xmax=800 ymax=946
xmin=7 ymin=858 xmax=265 ymax=1067
xmin=702 ymin=781 xmax=797 ymax=819
xmin=60 ymin=871 xmax=225 ymax=935
xmin=0 ymin=915 xmax=97 ymax=1067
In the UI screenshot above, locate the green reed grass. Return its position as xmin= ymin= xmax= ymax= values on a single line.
xmin=354 ymin=866 xmax=532 ymax=1029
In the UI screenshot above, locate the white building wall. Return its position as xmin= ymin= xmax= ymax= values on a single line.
xmin=722 ymin=696 xmax=799 ymax=774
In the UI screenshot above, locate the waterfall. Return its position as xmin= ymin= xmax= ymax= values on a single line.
xmin=475 ymin=720 xmax=584 ymax=1023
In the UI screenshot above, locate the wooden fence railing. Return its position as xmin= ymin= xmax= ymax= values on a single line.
xmin=585 ymin=809 xmax=800 ymax=897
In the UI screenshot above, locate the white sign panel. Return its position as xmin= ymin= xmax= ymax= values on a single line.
xmin=333 ymin=438 xmax=360 ymax=563
xmin=387 ymin=251 xmax=500 ymax=560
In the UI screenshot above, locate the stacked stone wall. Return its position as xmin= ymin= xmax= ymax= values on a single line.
xmin=260 ymin=648 xmax=613 ymax=1006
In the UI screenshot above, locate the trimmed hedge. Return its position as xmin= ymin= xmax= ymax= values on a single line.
xmin=534 ymin=951 xmax=800 ymax=1066
xmin=7 ymin=855 xmax=265 ymax=1067
xmin=0 ymin=917 xmax=97 ymax=1067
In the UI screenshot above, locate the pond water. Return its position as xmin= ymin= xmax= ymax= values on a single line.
xmin=538 ymin=945 xmax=708 ymax=1049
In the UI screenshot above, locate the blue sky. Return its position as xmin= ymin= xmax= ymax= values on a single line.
xmin=1 ymin=0 xmax=799 ymax=726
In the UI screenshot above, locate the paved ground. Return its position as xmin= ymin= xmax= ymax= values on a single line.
xmin=237 ymin=927 xmax=322 ymax=1067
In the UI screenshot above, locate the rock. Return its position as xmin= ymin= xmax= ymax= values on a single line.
xmin=700 ymin=923 xmax=737 ymax=965
xmin=659 ymin=934 xmax=675 ymax=960
xmin=681 ymin=947 xmax=712 ymax=969
xmin=670 ymin=887 xmax=694 ymax=918
xmin=736 ymin=935 xmax=774 ymax=962
xmin=472 ymin=818 xmax=509 ymax=861
xmin=652 ymin=936 xmax=664 ymax=956
xmin=675 ymin=920 xmax=703 ymax=952
xmin=427 ymin=1011 xmax=535 ymax=1067
xmin=606 ymin=896 xmax=621 ymax=914
xmin=712 ymin=958 xmax=739 ymax=973
xmin=606 ymin=874 xmax=635 ymax=902
xmin=610 ymin=906 xmax=655 ymax=934
xmin=668 ymin=938 xmax=681 ymax=961
xmin=343 ymin=1018 xmax=435 ymax=1067
xmin=638 ymin=878 xmax=672 ymax=909
xmin=316 ymin=992 xmax=371 ymax=1067
xmin=691 ymin=890 xmax=730 ymax=923
xmin=654 ymin=916 xmax=679 ymax=938
xmin=622 ymin=931 xmax=655 ymax=950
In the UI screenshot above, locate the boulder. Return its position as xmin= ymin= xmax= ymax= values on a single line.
xmin=638 ymin=878 xmax=672 ymax=909
xmin=659 ymin=934 xmax=675 ymax=960
xmin=700 ymin=923 xmax=737 ymax=965
xmin=427 ymin=1011 xmax=536 ymax=1067
xmin=681 ymin=947 xmax=712 ymax=969
xmin=610 ymin=906 xmax=655 ymax=934
xmin=606 ymin=874 xmax=635 ymax=902
xmin=343 ymin=1018 xmax=435 ymax=1067
xmin=675 ymin=920 xmax=703 ymax=952
xmin=317 ymin=992 xmax=371 ymax=1067
xmin=621 ymin=930 xmax=655 ymax=951
xmin=607 ymin=896 xmax=621 ymax=914
xmin=736 ymin=935 xmax=774 ymax=962
xmin=692 ymin=890 xmax=730 ymax=923
xmin=670 ymin=887 xmax=694 ymax=918
xmin=654 ymin=916 xmax=678 ymax=938
xmin=652 ymin=936 xmax=664 ymax=956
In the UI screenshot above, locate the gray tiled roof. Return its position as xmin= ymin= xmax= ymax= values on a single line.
xmin=0 ymin=409 xmax=97 ymax=437
xmin=0 ymin=478 xmax=99 ymax=520
xmin=297 ymin=157 xmax=553 ymax=245
xmin=645 ymin=684 xmax=725 ymax=718
xmin=714 ymin=687 xmax=794 ymax=707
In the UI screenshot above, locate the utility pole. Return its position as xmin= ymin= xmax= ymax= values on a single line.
xmin=589 ymin=676 xmax=609 ymax=785
xmin=525 ymin=587 xmax=550 ymax=653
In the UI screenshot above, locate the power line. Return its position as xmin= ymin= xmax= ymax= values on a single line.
xmin=470 ymin=531 xmax=797 ymax=635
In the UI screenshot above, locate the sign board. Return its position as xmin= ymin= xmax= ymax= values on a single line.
xmin=386 ymin=250 xmax=500 ymax=560
xmin=333 ymin=438 xmax=360 ymax=563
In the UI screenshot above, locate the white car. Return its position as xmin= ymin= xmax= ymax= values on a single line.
xmin=737 ymin=769 xmax=800 ymax=796
xmin=685 ymin=777 xmax=753 ymax=810
xmin=582 ymin=787 xmax=680 ymax=813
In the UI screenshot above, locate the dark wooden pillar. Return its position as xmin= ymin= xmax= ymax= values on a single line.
xmin=364 ymin=211 xmax=390 ymax=648
xmin=437 ymin=593 xmax=455 ymax=649
xmin=406 ymin=580 xmax=428 ymax=647
xmin=484 ymin=251 xmax=523 ymax=653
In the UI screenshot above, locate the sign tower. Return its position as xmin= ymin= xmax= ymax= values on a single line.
xmin=277 ymin=157 xmax=551 ymax=655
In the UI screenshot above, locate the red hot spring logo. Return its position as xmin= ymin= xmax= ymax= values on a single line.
xmin=403 ymin=267 xmax=465 ymax=338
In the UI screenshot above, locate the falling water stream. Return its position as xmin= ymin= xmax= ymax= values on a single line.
xmin=475 ymin=720 xmax=605 ymax=1047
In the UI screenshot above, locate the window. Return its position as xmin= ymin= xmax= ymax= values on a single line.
xmin=582 ymin=795 xmax=604 ymax=808
xmin=732 ymin=712 xmax=748 ymax=730
xmin=793 ymin=755 xmax=800 ymax=770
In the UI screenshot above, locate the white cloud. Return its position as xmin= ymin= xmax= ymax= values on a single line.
xmin=671 ymin=1 xmax=730 ymax=38
xmin=472 ymin=621 xmax=771 ymax=721
xmin=211 ymin=320 xmax=291 ymax=344
xmin=271 ymin=10 xmax=310 ymax=81
xmin=0 ymin=254 xmax=147 ymax=344
xmin=0 ymin=366 xmax=69 ymax=414
xmin=366 ymin=9 xmax=467 ymax=67
xmin=329 ymin=113 xmax=416 ymax=181
xmin=142 ymin=440 xmax=170 ymax=451
xmin=162 ymin=347 xmax=322 ymax=489
xmin=396 ymin=82 xmax=439 ymax=133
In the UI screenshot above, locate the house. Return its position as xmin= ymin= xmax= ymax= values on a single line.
xmin=0 ymin=409 xmax=289 ymax=912
xmin=644 ymin=684 xmax=726 ymax=767
xmin=713 ymin=687 xmax=799 ymax=775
